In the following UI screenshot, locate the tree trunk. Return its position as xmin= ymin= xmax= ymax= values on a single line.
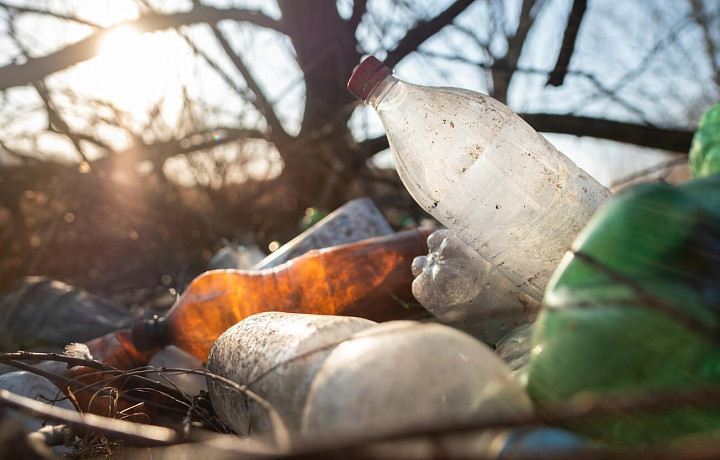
xmin=276 ymin=0 xmax=365 ymax=210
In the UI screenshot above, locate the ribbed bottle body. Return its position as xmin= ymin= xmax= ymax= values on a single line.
xmin=372 ymin=79 xmax=610 ymax=298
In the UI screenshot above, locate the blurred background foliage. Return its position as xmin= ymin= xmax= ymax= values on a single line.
xmin=0 ymin=0 xmax=718 ymax=305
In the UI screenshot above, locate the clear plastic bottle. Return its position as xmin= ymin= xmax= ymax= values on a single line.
xmin=411 ymin=229 xmax=540 ymax=344
xmin=348 ymin=56 xmax=612 ymax=298
xmin=495 ymin=322 xmax=536 ymax=373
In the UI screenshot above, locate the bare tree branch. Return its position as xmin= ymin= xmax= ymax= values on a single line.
xmin=491 ymin=0 xmax=543 ymax=102
xmin=572 ymin=14 xmax=698 ymax=113
xmin=610 ymin=156 xmax=690 ymax=190
xmin=348 ymin=0 xmax=367 ymax=31
xmin=104 ymin=127 xmax=266 ymax=166
xmin=208 ymin=23 xmax=290 ymax=142
xmin=5 ymin=21 xmax=116 ymax=162
xmin=357 ymin=135 xmax=390 ymax=161
xmin=689 ymin=0 xmax=720 ymax=89
xmin=420 ymin=47 xmax=659 ymax=125
xmin=547 ymin=0 xmax=588 ymax=87
xmin=0 ymin=5 xmax=285 ymax=91
xmin=32 ymin=80 xmax=93 ymax=166
xmin=0 ymin=388 xmax=184 ymax=447
xmin=385 ymin=0 xmax=476 ymax=67
xmin=178 ymin=30 xmax=253 ymax=101
xmin=0 ymin=2 xmax=101 ymax=27
xmin=0 ymin=350 xmax=117 ymax=372
xmin=359 ymin=113 xmax=693 ymax=159
xmin=518 ymin=113 xmax=693 ymax=153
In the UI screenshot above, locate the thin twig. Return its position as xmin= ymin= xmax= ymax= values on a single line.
xmin=131 ymin=366 xmax=291 ymax=449
xmin=546 ymin=0 xmax=587 ymax=87
xmin=1 ymin=352 xmax=286 ymax=444
xmin=0 ymin=2 xmax=101 ymax=27
xmin=609 ymin=156 xmax=689 ymax=190
xmin=0 ymin=388 xmax=184 ymax=447
xmin=0 ymin=351 xmax=118 ymax=372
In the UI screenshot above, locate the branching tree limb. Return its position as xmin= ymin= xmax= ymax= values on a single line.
xmin=0 ymin=2 xmax=101 ymax=27
xmin=0 ymin=388 xmax=183 ymax=447
xmin=208 ymin=23 xmax=290 ymax=143
xmin=360 ymin=114 xmax=693 ymax=159
xmin=348 ymin=0 xmax=368 ymax=31
xmin=689 ymin=0 xmax=720 ymax=90
xmin=0 ymin=5 xmax=284 ymax=91
xmin=385 ymin=0 xmax=476 ymax=68
xmin=518 ymin=113 xmax=693 ymax=153
xmin=32 ymin=80 xmax=93 ymax=166
xmin=547 ymin=0 xmax=588 ymax=87
xmin=491 ymin=0 xmax=543 ymax=102
xmin=104 ymin=127 xmax=266 ymax=165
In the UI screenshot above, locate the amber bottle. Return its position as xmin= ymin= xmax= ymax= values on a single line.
xmin=132 ymin=229 xmax=431 ymax=361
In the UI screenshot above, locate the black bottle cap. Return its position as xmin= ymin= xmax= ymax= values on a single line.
xmin=131 ymin=316 xmax=169 ymax=351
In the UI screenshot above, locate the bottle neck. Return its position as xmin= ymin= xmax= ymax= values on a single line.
xmin=131 ymin=316 xmax=169 ymax=351
xmin=366 ymin=74 xmax=399 ymax=108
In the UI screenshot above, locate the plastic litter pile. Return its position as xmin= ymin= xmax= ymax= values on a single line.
xmin=1 ymin=57 xmax=719 ymax=459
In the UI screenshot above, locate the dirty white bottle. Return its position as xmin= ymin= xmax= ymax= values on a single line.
xmin=412 ymin=229 xmax=540 ymax=344
xmin=205 ymin=312 xmax=377 ymax=440
xmin=0 ymin=371 xmax=76 ymax=454
xmin=348 ymin=57 xmax=611 ymax=298
xmin=253 ymin=197 xmax=393 ymax=269
xmin=302 ymin=321 xmax=533 ymax=439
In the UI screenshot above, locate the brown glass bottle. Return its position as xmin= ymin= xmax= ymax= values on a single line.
xmin=132 ymin=229 xmax=431 ymax=361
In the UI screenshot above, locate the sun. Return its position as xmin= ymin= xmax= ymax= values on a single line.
xmin=97 ymin=25 xmax=144 ymax=63
xmin=86 ymin=25 xmax=166 ymax=119
xmin=67 ymin=24 xmax=193 ymax=125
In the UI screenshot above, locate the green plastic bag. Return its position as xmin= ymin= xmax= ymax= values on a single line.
xmin=690 ymin=102 xmax=720 ymax=178
xmin=526 ymin=175 xmax=720 ymax=446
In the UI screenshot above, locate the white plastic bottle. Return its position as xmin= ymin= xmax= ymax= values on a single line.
xmin=253 ymin=197 xmax=393 ymax=269
xmin=205 ymin=312 xmax=377 ymax=440
xmin=0 ymin=371 xmax=76 ymax=454
xmin=301 ymin=321 xmax=533 ymax=439
xmin=348 ymin=57 xmax=612 ymax=298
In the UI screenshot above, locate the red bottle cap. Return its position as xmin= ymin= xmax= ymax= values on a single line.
xmin=347 ymin=56 xmax=392 ymax=102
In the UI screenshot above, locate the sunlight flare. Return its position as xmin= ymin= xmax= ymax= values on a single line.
xmin=98 ymin=25 xmax=143 ymax=62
